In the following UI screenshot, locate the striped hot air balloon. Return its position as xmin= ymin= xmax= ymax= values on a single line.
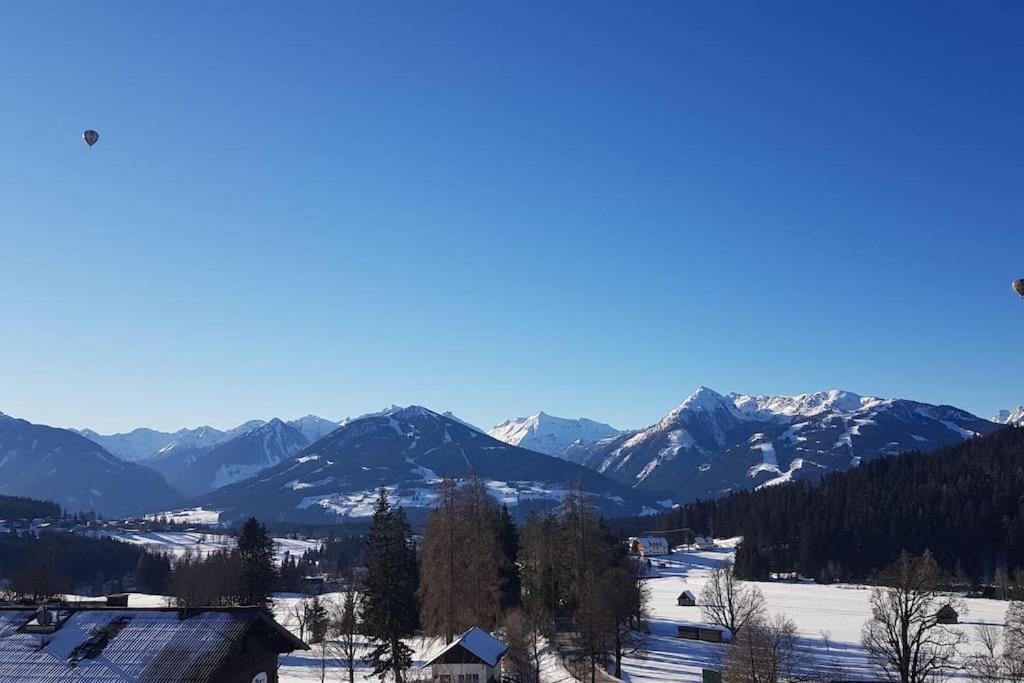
xmin=82 ymin=130 xmax=99 ymax=147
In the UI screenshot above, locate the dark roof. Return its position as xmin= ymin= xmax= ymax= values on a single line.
xmin=0 ymin=607 xmax=307 ymax=682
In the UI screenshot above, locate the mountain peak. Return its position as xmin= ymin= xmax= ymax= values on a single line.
xmin=487 ymin=411 xmax=620 ymax=455
xmin=993 ymin=407 xmax=1024 ymax=425
xmin=672 ymin=386 xmax=729 ymax=415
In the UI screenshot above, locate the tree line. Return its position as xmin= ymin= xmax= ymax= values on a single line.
xmin=633 ymin=426 xmax=1024 ymax=586
xmin=0 ymin=494 xmax=61 ymax=520
xmin=306 ymin=479 xmax=649 ymax=683
xmin=0 ymin=532 xmax=170 ymax=601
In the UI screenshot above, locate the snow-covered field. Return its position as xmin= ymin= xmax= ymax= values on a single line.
xmin=143 ymin=506 xmax=221 ymax=525
xmin=64 ymin=541 xmax=1012 ymax=682
xmin=80 ymin=529 xmax=320 ymax=565
xmin=620 ymin=539 xmax=1010 ymax=682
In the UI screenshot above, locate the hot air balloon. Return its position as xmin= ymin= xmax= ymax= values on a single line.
xmin=82 ymin=130 xmax=99 ymax=148
xmin=1014 ymin=279 xmax=1024 ymax=299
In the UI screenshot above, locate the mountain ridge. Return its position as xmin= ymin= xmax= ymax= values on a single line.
xmin=557 ymin=387 xmax=1000 ymax=501
xmin=197 ymin=405 xmax=659 ymax=523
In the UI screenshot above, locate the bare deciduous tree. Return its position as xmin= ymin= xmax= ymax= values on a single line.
xmin=331 ymin=577 xmax=362 ymax=683
xmin=502 ymin=608 xmax=545 ymax=683
xmin=418 ymin=476 xmax=504 ymax=642
xmin=860 ymin=551 xmax=967 ymax=683
xmin=723 ymin=613 xmax=805 ymax=683
xmin=700 ymin=559 xmax=766 ymax=638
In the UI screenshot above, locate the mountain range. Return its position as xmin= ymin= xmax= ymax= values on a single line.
xmin=197 ymin=406 xmax=655 ymax=523
xmin=555 ymin=387 xmax=1001 ymax=500
xmin=75 ymin=415 xmax=339 ymax=462
xmin=0 ymin=412 xmax=180 ymax=516
xmin=3 ymin=388 xmax=1019 ymax=522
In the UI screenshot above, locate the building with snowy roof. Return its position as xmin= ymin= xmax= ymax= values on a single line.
xmin=694 ymin=536 xmax=716 ymax=550
xmin=677 ymin=589 xmax=697 ymax=606
xmin=629 ymin=536 xmax=669 ymax=556
xmin=0 ymin=604 xmax=307 ymax=682
xmin=422 ymin=626 xmax=507 ymax=683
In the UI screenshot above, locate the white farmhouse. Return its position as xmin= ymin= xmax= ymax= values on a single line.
xmin=629 ymin=536 xmax=670 ymax=556
xmin=422 ymin=626 xmax=507 ymax=683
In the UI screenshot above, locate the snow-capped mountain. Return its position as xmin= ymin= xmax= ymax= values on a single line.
xmin=559 ymin=387 xmax=999 ymax=502
xmin=149 ymin=419 xmax=311 ymax=497
xmin=76 ymin=422 xmax=261 ymax=462
xmin=78 ymin=416 xmax=340 ymax=497
xmin=198 ymin=406 xmax=658 ymax=523
xmin=289 ymin=415 xmax=340 ymax=443
xmin=993 ymin=407 xmax=1024 ymax=426
xmin=0 ymin=413 xmax=180 ymax=515
xmin=488 ymin=412 xmax=620 ymax=455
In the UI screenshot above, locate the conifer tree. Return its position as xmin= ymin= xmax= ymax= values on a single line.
xmin=236 ymin=517 xmax=277 ymax=610
xmin=362 ymin=489 xmax=418 ymax=682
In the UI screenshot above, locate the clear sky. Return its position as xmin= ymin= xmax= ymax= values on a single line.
xmin=1 ymin=1 xmax=1022 ymax=434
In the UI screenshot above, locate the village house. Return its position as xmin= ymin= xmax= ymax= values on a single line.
xmin=422 ymin=626 xmax=507 ymax=683
xmin=629 ymin=536 xmax=670 ymax=557
xmin=694 ymin=536 xmax=716 ymax=550
xmin=0 ymin=603 xmax=307 ymax=682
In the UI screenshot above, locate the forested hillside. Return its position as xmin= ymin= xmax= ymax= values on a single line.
xmin=0 ymin=494 xmax=61 ymax=520
xmin=635 ymin=426 xmax=1024 ymax=583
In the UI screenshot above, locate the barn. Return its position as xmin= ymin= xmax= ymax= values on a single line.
xmin=0 ymin=604 xmax=307 ymax=682
xmin=422 ymin=626 xmax=507 ymax=683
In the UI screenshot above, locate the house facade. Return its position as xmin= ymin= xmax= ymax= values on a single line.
xmin=423 ymin=626 xmax=507 ymax=683
xmin=629 ymin=536 xmax=669 ymax=556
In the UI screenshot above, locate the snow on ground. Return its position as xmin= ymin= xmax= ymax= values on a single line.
xmin=143 ymin=506 xmax=222 ymax=525
xmin=80 ymin=529 xmax=320 ymax=565
xmin=273 ymin=593 xmax=576 ymax=683
xmin=620 ymin=539 xmax=1010 ymax=682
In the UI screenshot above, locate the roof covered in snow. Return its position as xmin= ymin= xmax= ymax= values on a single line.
xmin=0 ymin=607 xmax=306 ymax=681
xmin=632 ymin=536 xmax=669 ymax=547
xmin=423 ymin=626 xmax=508 ymax=668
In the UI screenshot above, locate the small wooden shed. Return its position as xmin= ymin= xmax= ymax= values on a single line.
xmin=677 ymin=624 xmax=731 ymax=643
xmin=935 ymin=604 xmax=959 ymax=625
xmin=677 ymin=590 xmax=696 ymax=607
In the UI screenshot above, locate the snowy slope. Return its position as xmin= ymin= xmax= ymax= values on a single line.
xmin=0 ymin=413 xmax=181 ymax=515
xmin=198 ymin=405 xmax=657 ymax=523
xmin=993 ymin=407 xmax=1024 ymax=426
xmin=288 ymin=415 xmax=340 ymax=442
xmin=151 ymin=419 xmax=310 ymax=497
xmin=78 ymin=528 xmax=320 ymax=565
xmin=75 ymin=425 xmax=229 ymax=462
xmin=488 ymin=411 xmax=620 ymax=455
xmin=561 ymin=387 xmax=998 ymax=501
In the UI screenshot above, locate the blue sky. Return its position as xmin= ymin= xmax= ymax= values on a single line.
xmin=1 ymin=2 xmax=1022 ymax=433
